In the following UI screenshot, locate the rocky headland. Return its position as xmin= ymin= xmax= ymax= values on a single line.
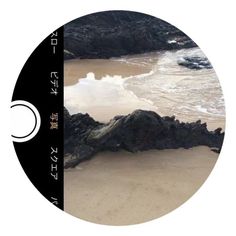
xmin=64 ymin=107 xmax=224 ymax=168
xmin=64 ymin=11 xmax=197 ymax=60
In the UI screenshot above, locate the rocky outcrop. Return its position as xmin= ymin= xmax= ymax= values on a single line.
xmin=64 ymin=11 xmax=197 ymax=59
xmin=178 ymin=56 xmax=213 ymax=70
xmin=64 ymin=107 xmax=224 ymax=168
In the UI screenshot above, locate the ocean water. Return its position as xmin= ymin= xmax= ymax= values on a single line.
xmin=123 ymin=48 xmax=225 ymax=120
xmin=64 ymin=47 xmax=225 ymax=122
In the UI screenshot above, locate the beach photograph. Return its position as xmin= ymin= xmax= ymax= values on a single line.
xmin=63 ymin=10 xmax=225 ymax=225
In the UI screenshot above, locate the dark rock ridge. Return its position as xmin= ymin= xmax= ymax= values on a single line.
xmin=64 ymin=107 xmax=224 ymax=168
xmin=64 ymin=11 xmax=197 ymax=60
xmin=178 ymin=56 xmax=213 ymax=70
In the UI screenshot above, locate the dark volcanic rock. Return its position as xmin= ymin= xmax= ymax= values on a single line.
xmin=64 ymin=107 xmax=224 ymax=168
xmin=64 ymin=11 xmax=197 ymax=59
xmin=178 ymin=56 xmax=213 ymax=70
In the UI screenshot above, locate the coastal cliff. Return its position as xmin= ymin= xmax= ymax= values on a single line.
xmin=64 ymin=11 xmax=197 ymax=60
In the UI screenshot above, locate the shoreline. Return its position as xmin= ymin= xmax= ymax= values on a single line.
xmin=64 ymin=50 xmax=225 ymax=131
xmin=63 ymin=48 xmax=225 ymax=225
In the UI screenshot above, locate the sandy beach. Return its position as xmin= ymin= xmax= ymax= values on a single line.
xmin=64 ymin=146 xmax=218 ymax=225
xmin=64 ymin=49 xmax=225 ymax=225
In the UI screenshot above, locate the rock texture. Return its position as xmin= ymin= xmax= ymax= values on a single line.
xmin=64 ymin=11 xmax=197 ymax=60
xmin=64 ymin=107 xmax=224 ymax=168
xmin=178 ymin=56 xmax=213 ymax=70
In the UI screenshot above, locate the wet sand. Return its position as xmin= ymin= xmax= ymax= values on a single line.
xmin=64 ymin=52 xmax=225 ymax=225
xmin=64 ymin=146 xmax=218 ymax=225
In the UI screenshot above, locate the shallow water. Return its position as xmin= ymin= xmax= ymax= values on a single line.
xmin=123 ymin=48 xmax=225 ymax=120
xmin=64 ymin=47 xmax=225 ymax=126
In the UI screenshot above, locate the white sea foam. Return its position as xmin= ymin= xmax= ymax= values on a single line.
xmin=64 ymin=70 xmax=156 ymax=116
xmin=122 ymin=48 xmax=225 ymax=119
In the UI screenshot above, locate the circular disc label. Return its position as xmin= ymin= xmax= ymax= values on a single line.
xmin=11 ymin=10 xmax=225 ymax=225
